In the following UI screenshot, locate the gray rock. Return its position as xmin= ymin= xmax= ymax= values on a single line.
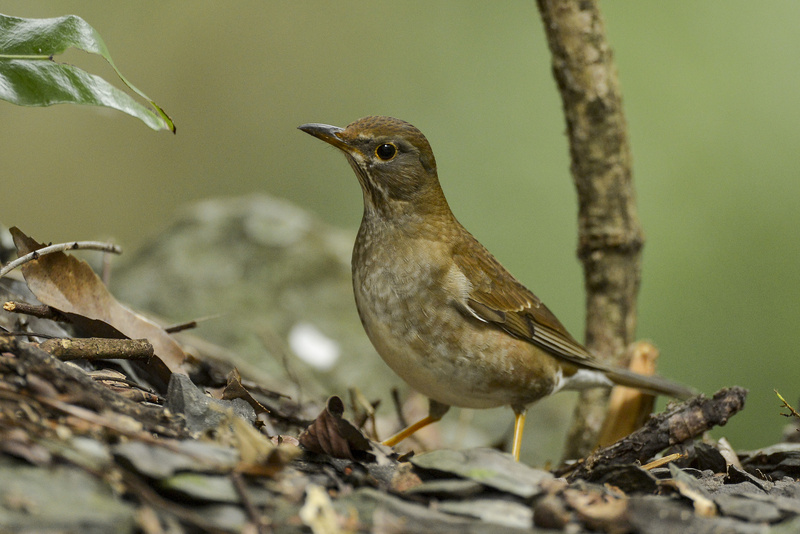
xmin=0 ymin=463 xmax=136 ymax=534
xmin=715 ymin=494 xmax=783 ymax=523
xmin=411 ymin=448 xmax=552 ymax=498
xmin=112 ymin=195 xmax=395 ymax=401
xmin=114 ymin=439 xmax=239 ymax=479
xmin=628 ymin=495 xmax=768 ymax=534
xmin=335 ymin=487 xmax=538 ymax=533
xmin=166 ymin=372 xmax=255 ymax=435
xmin=437 ymin=497 xmax=534 ymax=530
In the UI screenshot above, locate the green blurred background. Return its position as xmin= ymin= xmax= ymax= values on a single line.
xmin=3 ymin=1 xmax=798 ymax=451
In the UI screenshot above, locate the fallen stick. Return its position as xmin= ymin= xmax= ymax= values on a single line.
xmin=561 ymin=387 xmax=747 ymax=480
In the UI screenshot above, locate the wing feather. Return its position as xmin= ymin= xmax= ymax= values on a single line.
xmin=452 ymin=233 xmax=596 ymax=369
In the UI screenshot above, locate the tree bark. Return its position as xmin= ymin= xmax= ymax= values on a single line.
xmin=536 ymin=0 xmax=644 ymax=460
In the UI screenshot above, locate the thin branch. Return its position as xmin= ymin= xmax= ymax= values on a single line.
xmin=536 ymin=0 xmax=644 ymax=460
xmin=121 ymin=469 xmax=229 ymax=534
xmin=641 ymin=452 xmax=686 ymax=471
xmin=390 ymin=387 xmax=410 ymax=430
xmin=38 ymin=337 xmax=154 ymax=361
xmin=3 ymin=301 xmax=67 ymax=322
xmin=163 ymin=314 xmax=221 ymax=334
xmin=0 ymin=240 xmax=122 ymax=278
xmin=231 ymin=471 xmax=269 ymax=534
xmin=559 ymin=387 xmax=747 ymax=481
xmin=776 ymin=389 xmax=800 ymax=420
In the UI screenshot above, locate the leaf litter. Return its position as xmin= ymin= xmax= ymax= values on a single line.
xmin=0 ymin=227 xmax=799 ymax=533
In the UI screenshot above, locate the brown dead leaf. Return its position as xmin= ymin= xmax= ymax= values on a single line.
xmin=0 ymin=428 xmax=52 ymax=466
xmin=222 ymin=368 xmax=269 ymax=415
xmin=201 ymin=405 xmax=299 ymax=475
xmin=663 ymin=465 xmax=718 ymax=518
xmin=564 ymin=487 xmax=631 ymax=534
xmin=299 ymin=396 xmax=373 ymax=461
xmin=10 ymin=228 xmax=186 ymax=377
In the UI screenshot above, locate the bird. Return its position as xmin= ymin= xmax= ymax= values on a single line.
xmin=298 ymin=116 xmax=694 ymax=461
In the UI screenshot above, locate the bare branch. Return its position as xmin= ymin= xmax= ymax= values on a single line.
xmin=38 ymin=337 xmax=154 ymax=361
xmin=536 ymin=0 xmax=643 ymax=460
xmin=560 ymin=387 xmax=748 ymax=481
xmin=776 ymin=389 xmax=800 ymax=420
xmin=3 ymin=301 xmax=67 ymax=322
xmin=0 ymin=240 xmax=122 ymax=278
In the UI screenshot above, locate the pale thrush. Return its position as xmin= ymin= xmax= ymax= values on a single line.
xmin=299 ymin=116 xmax=693 ymax=461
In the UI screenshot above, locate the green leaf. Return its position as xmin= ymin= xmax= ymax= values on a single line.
xmin=0 ymin=13 xmax=175 ymax=132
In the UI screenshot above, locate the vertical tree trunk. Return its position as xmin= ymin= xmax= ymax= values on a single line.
xmin=536 ymin=0 xmax=645 ymax=460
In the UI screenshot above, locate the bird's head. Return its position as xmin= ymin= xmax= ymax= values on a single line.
xmin=299 ymin=116 xmax=449 ymax=220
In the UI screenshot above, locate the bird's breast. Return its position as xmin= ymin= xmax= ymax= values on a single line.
xmin=351 ymin=223 xmax=561 ymax=409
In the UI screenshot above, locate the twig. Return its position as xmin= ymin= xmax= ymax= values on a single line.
xmin=560 ymin=387 xmax=747 ymax=481
xmin=38 ymin=337 xmax=154 ymax=361
xmin=390 ymin=387 xmax=409 ymax=429
xmin=121 ymin=469 xmax=229 ymax=534
xmin=164 ymin=320 xmax=197 ymax=334
xmin=0 ymin=330 xmax=59 ymax=339
xmin=239 ymin=378 xmax=291 ymax=400
xmin=231 ymin=471 xmax=269 ymax=534
xmin=537 ymin=0 xmax=644 ymax=460
xmin=0 ymin=240 xmax=122 ymax=278
xmin=4 ymin=301 xmax=67 ymax=322
xmin=348 ymin=387 xmax=379 ymax=440
xmin=641 ymin=452 xmax=686 ymax=471
xmin=776 ymin=389 xmax=800 ymax=420
xmin=163 ymin=315 xmax=221 ymax=334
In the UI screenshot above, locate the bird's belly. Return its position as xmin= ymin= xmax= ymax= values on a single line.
xmin=353 ymin=270 xmax=560 ymax=409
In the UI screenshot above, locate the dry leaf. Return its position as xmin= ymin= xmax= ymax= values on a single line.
xmin=10 ymin=228 xmax=186 ymax=377
xmin=299 ymin=484 xmax=342 ymax=534
xmin=202 ymin=405 xmax=299 ymax=475
xmin=564 ymin=488 xmax=630 ymax=534
xmin=299 ymin=396 xmax=373 ymax=461
xmin=664 ymin=464 xmax=718 ymax=518
xmin=222 ymin=368 xmax=269 ymax=415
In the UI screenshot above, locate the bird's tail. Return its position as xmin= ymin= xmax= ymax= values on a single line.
xmin=605 ymin=367 xmax=696 ymax=400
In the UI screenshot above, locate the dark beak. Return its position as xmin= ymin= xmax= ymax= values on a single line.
xmin=298 ymin=123 xmax=355 ymax=153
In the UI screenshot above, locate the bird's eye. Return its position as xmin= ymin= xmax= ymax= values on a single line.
xmin=375 ymin=143 xmax=397 ymax=161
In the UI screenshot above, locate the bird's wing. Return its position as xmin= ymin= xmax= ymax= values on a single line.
xmin=451 ymin=235 xmax=599 ymax=369
xmin=451 ymin=233 xmax=696 ymax=399
xmin=452 ymin=234 xmax=696 ymax=399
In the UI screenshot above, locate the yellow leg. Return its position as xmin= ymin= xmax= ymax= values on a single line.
xmin=382 ymin=398 xmax=450 ymax=447
xmin=382 ymin=415 xmax=439 ymax=446
xmin=511 ymin=407 xmax=527 ymax=462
